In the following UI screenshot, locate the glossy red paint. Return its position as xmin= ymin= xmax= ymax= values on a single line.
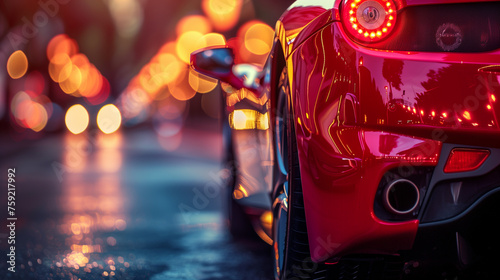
xmin=280 ymin=6 xmax=329 ymax=32
xmin=284 ymin=2 xmax=500 ymax=262
xmin=288 ymin=9 xmax=333 ymax=51
xmin=297 ymin=127 xmax=441 ymax=261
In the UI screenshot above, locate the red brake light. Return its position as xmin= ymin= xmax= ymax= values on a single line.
xmin=341 ymin=0 xmax=397 ymax=43
xmin=443 ymin=148 xmax=490 ymax=173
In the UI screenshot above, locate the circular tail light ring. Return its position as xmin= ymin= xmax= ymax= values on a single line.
xmin=342 ymin=0 xmax=397 ymax=43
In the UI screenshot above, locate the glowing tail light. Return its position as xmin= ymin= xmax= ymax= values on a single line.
xmin=443 ymin=148 xmax=490 ymax=173
xmin=341 ymin=0 xmax=397 ymax=43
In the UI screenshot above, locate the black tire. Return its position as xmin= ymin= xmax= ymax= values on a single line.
xmin=273 ymin=69 xmax=327 ymax=280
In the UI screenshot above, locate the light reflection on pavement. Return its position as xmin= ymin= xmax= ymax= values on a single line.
xmin=0 ymin=123 xmax=272 ymax=280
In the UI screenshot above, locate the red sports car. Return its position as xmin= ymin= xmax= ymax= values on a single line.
xmin=191 ymin=0 xmax=500 ymax=279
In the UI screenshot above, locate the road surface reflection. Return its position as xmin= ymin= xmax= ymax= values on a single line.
xmin=0 ymin=124 xmax=272 ymax=280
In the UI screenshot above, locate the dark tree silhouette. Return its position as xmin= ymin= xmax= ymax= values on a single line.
xmin=382 ymin=59 xmax=404 ymax=100
xmin=415 ymin=64 xmax=494 ymax=126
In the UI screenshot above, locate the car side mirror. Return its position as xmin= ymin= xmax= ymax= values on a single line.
xmin=190 ymin=46 xmax=235 ymax=79
xmin=190 ymin=46 xmax=261 ymax=92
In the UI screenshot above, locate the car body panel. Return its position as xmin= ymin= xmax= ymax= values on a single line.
xmin=281 ymin=2 xmax=500 ymax=262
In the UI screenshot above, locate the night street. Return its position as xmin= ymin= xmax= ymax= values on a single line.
xmin=4 ymin=0 xmax=500 ymax=279
xmin=0 ymin=120 xmax=272 ymax=280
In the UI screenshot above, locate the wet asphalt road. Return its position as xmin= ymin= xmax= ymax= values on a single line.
xmin=0 ymin=122 xmax=272 ymax=280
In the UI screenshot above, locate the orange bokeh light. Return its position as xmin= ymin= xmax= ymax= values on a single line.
xmin=59 ymin=64 xmax=83 ymax=95
xmin=7 ymin=50 xmax=28 ymax=79
xmin=188 ymin=69 xmax=218 ymax=93
xmin=47 ymin=34 xmax=78 ymax=61
xmin=176 ymin=15 xmax=212 ymax=37
xmin=176 ymin=31 xmax=204 ymax=64
xmin=244 ymin=22 xmax=274 ymax=55
xmin=199 ymin=32 xmax=226 ymax=48
xmin=158 ymin=41 xmax=177 ymax=55
xmin=139 ymin=64 xmax=164 ymax=97
xmin=80 ymin=65 xmax=104 ymax=98
xmin=25 ymin=102 xmax=48 ymax=132
xmin=237 ymin=21 xmax=274 ymax=65
xmin=49 ymin=53 xmax=73 ymax=83
xmin=142 ymin=53 xmax=183 ymax=96
xmin=202 ymin=0 xmax=242 ymax=32
xmin=47 ymin=34 xmax=107 ymax=104
xmin=169 ymin=75 xmax=197 ymax=101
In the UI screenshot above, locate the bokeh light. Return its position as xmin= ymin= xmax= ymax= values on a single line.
xmin=176 ymin=31 xmax=205 ymax=64
xmin=7 ymin=50 xmax=28 ymax=79
xmin=97 ymin=104 xmax=122 ymax=134
xmin=47 ymin=34 xmax=78 ymax=61
xmin=199 ymin=32 xmax=227 ymax=48
xmin=49 ymin=53 xmax=73 ymax=83
xmin=188 ymin=69 xmax=218 ymax=93
xmin=202 ymin=0 xmax=243 ymax=31
xmin=237 ymin=20 xmax=274 ymax=65
xmin=117 ymin=0 xmax=277 ymax=125
xmin=25 ymin=102 xmax=49 ymax=132
xmin=169 ymin=75 xmax=197 ymax=101
xmin=65 ymin=104 xmax=90 ymax=134
xmin=47 ymin=34 xmax=107 ymax=104
xmin=244 ymin=22 xmax=274 ymax=55
xmin=59 ymin=64 xmax=83 ymax=95
xmin=10 ymin=91 xmax=49 ymax=132
xmin=86 ymin=77 xmax=110 ymax=105
xmin=176 ymin=15 xmax=212 ymax=37
xmin=156 ymin=53 xmax=183 ymax=85
xmin=80 ymin=65 xmax=104 ymax=99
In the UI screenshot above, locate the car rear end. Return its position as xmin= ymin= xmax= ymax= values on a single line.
xmin=292 ymin=0 xmax=500 ymax=276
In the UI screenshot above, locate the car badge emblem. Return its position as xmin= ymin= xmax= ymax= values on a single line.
xmin=436 ymin=23 xmax=463 ymax=51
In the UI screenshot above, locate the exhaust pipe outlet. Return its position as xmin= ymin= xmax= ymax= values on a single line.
xmin=383 ymin=179 xmax=420 ymax=215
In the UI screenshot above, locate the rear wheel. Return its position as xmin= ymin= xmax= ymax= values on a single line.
xmin=272 ymin=69 xmax=327 ymax=280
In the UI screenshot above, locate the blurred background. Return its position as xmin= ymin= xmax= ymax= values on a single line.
xmin=1 ymin=0 xmax=288 ymax=136
xmin=0 ymin=0 xmax=290 ymax=279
